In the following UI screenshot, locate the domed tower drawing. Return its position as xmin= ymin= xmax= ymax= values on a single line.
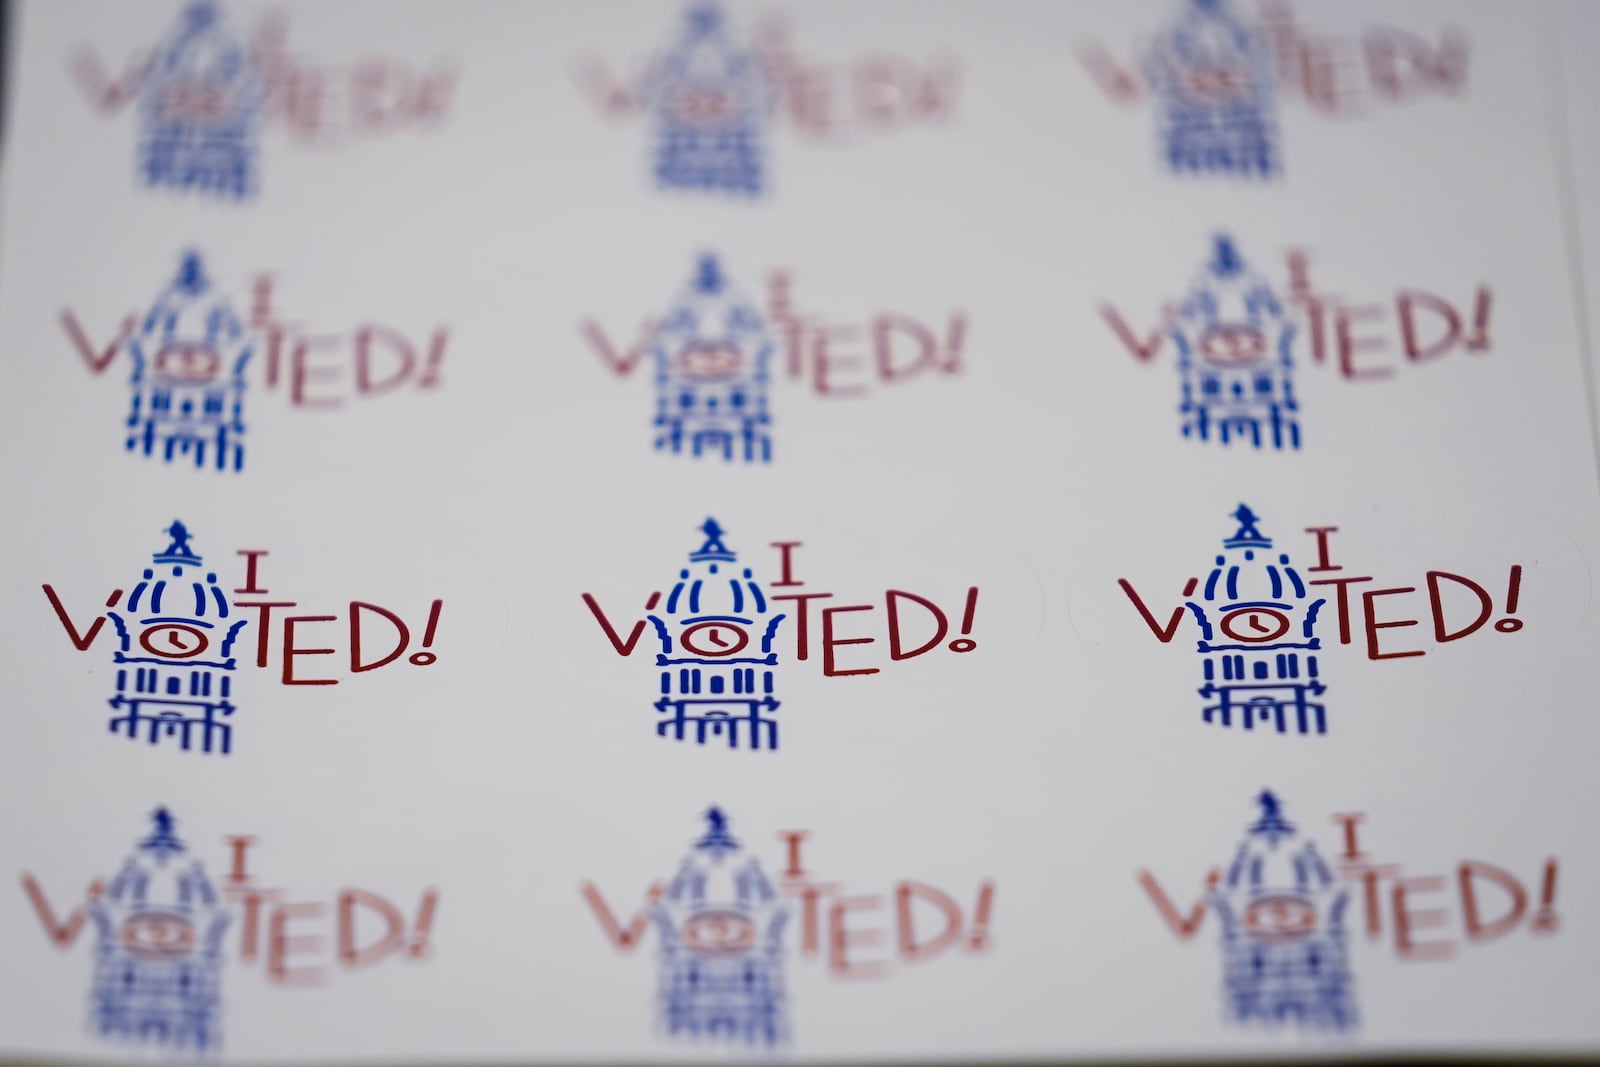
xmin=1146 ymin=0 xmax=1279 ymax=179
xmin=645 ymin=3 xmax=771 ymax=195
xmin=648 ymin=519 xmax=786 ymax=750
xmin=126 ymin=251 xmax=254 ymax=472
xmin=1210 ymin=791 xmax=1357 ymax=1032
xmin=139 ymin=0 xmax=265 ymax=199
xmin=1184 ymin=505 xmax=1328 ymax=734
xmin=88 ymin=808 xmax=231 ymax=1054
xmin=106 ymin=520 xmax=249 ymax=755
xmin=651 ymin=254 xmax=775 ymax=464
xmin=1171 ymin=235 xmax=1299 ymax=451
xmin=653 ymin=808 xmax=789 ymax=1046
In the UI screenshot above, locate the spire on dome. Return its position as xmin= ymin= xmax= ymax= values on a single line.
xmin=153 ymin=520 xmax=203 ymax=566
xmin=695 ymin=806 xmax=740 ymax=854
xmin=139 ymin=807 xmax=187 ymax=856
xmin=686 ymin=3 xmax=723 ymax=37
xmin=688 ymin=518 xmax=737 ymax=562
xmin=1222 ymin=503 xmax=1272 ymax=549
xmin=181 ymin=1 xmax=219 ymax=33
xmin=1209 ymin=234 xmax=1245 ymax=278
xmin=1246 ymin=789 xmax=1296 ymax=845
xmin=693 ymin=254 xmax=726 ymax=296
xmin=174 ymin=250 xmax=209 ymax=295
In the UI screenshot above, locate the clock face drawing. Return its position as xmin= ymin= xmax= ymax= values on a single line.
xmin=680 ymin=621 xmax=750 ymax=657
xmin=669 ymin=81 xmax=744 ymax=130
xmin=1199 ymin=324 xmax=1266 ymax=366
xmin=1183 ymin=63 xmax=1251 ymax=105
xmin=683 ymin=910 xmax=757 ymax=956
xmin=139 ymin=623 xmax=211 ymax=659
xmin=152 ymin=341 xmax=222 ymax=383
xmin=676 ymin=341 xmax=745 ymax=380
xmin=1219 ymin=607 xmax=1291 ymax=644
xmin=1243 ymin=895 xmax=1318 ymax=942
xmin=121 ymin=911 xmax=196 ymax=958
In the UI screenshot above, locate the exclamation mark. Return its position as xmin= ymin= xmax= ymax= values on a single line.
xmin=417 ymin=329 xmax=448 ymax=388
xmin=1495 ymin=566 xmax=1523 ymax=633
xmin=1532 ymin=860 xmax=1559 ymax=933
xmin=967 ymin=880 xmax=995 ymax=950
xmin=942 ymin=315 xmax=967 ymax=373
xmin=408 ymin=889 xmax=439 ymax=958
xmin=948 ymin=588 xmax=979 ymax=653
xmin=409 ymin=601 xmax=443 ymax=666
xmin=1467 ymin=286 xmax=1492 ymax=351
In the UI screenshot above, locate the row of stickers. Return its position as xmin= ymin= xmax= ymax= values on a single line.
xmin=25 ymin=795 xmax=1560 ymax=1051
xmin=82 ymin=0 xmax=1462 ymax=199
xmin=81 ymin=235 xmax=1489 ymax=471
xmin=7 ymin=0 xmax=1588 ymax=1061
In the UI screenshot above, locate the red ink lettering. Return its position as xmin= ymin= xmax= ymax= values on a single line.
xmin=821 ymin=604 xmax=879 ymax=677
xmin=773 ymin=592 xmax=833 ymax=660
xmin=42 ymin=585 xmax=116 ymax=651
xmin=1336 ymin=304 xmax=1391 ymax=380
xmin=282 ymin=615 xmax=340 ymax=685
xmin=1100 ymin=304 xmax=1167 ymax=362
xmin=1136 ymin=868 xmax=1217 ymax=940
xmin=1458 ymin=861 xmax=1527 ymax=943
xmin=268 ymin=903 xmax=328 ymax=985
xmin=1393 ymin=876 xmax=1454 ymax=961
xmin=1362 ymin=587 xmax=1424 ymax=660
xmin=829 ymin=895 xmax=889 ymax=979
xmin=580 ymin=881 xmax=660 ymax=951
xmin=896 ymin=880 xmax=963 ymax=962
xmin=885 ymin=589 xmax=948 ymax=661
xmin=60 ymin=310 xmax=133 ymax=375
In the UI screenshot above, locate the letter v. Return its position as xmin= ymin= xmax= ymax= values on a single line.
xmin=1100 ymin=305 xmax=1167 ymax=362
xmin=1118 ymin=579 xmax=1189 ymax=642
xmin=60 ymin=310 xmax=134 ymax=375
xmin=43 ymin=585 xmax=120 ymax=650
xmin=580 ymin=881 xmax=661 ymax=950
xmin=1137 ymin=869 xmax=1217 ymax=940
xmin=21 ymin=874 xmax=97 ymax=948
xmin=581 ymin=319 xmax=655 ymax=377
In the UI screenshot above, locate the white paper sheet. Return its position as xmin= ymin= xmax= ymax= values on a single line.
xmin=3 ymin=1 xmax=1599 ymax=1061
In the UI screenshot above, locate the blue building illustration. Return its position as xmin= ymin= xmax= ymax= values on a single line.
xmin=645 ymin=3 xmax=771 ymax=196
xmin=1210 ymin=791 xmax=1357 ymax=1032
xmin=649 ymin=519 xmax=786 ymax=750
xmin=88 ymin=808 xmax=230 ymax=1054
xmin=1146 ymin=0 xmax=1280 ymax=179
xmin=107 ymin=521 xmax=248 ymax=755
xmin=139 ymin=1 xmax=264 ymax=200
xmin=653 ymin=807 xmax=789 ymax=1045
xmin=1172 ymin=235 xmax=1299 ymax=451
xmin=652 ymin=255 xmax=775 ymax=464
xmin=126 ymin=251 xmax=254 ymax=473
xmin=1185 ymin=505 xmax=1327 ymax=734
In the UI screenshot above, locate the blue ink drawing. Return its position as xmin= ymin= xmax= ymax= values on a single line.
xmin=653 ymin=254 xmax=775 ymax=464
xmin=127 ymin=251 xmax=254 ymax=472
xmin=1185 ymin=505 xmax=1328 ymax=734
xmin=107 ymin=521 xmax=249 ymax=755
xmin=653 ymin=807 xmax=789 ymax=1045
xmin=646 ymin=3 xmax=771 ymax=196
xmin=1211 ymin=791 xmax=1357 ymax=1032
xmin=649 ymin=519 xmax=786 ymax=750
xmin=1173 ymin=235 xmax=1299 ymax=450
xmin=140 ymin=1 xmax=265 ymax=200
xmin=1146 ymin=0 xmax=1280 ymax=179
xmin=89 ymin=807 xmax=230 ymax=1054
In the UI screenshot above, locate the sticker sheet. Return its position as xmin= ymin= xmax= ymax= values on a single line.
xmin=2 ymin=1 xmax=1599 ymax=1062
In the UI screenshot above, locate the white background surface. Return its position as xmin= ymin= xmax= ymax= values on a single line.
xmin=3 ymin=1 xmax=1600 ymax=1061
